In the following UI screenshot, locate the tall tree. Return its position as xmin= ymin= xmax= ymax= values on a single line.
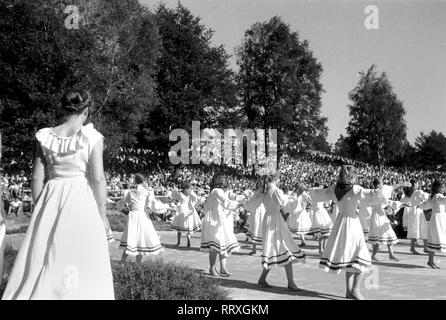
xmin=342 ymin=65 xmax=407 ymax=165
xmin=0 ymin=0 xmax=160 ymax=171
xmin=236 ymin=16 xmax=328 ymax=156
xmin=414 ymin=130 xmax=446 ymax=169
xmin=141 ymin=3 xmax=238 ymax=161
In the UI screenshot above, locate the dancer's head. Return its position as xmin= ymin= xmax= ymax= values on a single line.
xmin=210 ymin=174 xmax=228 ymax=190
xmin=431 ymin=180 xmax=443 ymax=199
xmin=134 ymin=173 xmax=145 ymax=185
xmin=372 ymin=178 xmax=383 ymax=189
xmin=60 ymin=89 xmax=94 ymax=123
xmin=337 ymin=165 xmax=357 ymax=185
xmin=180 ymin=180 xmax=191 ymax=193
xmin=410 ymin=179 xmax=418 ymax=189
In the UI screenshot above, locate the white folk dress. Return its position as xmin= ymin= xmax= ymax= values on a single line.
xmin=358 ymin=203 xmax=372 ymax=235
xmin=309 ymin=200 xmax=333 ymax=237
xmin=118 ymin=185 xmax=168 ymax=256
xmin=261 ymin=183 xmax=306 ymax=269
xmin=200 ymin=188 xmax=240 ymax=256
xmin=2 ymin=124 xmax=114 ymax=300
xmin=406 ymin=190 xmax=429 ymax=240
xmin=368 ymin=199 xmax=401 ymax=245
xmin=244 ymin=191 xmax=266 ymax=245
xmin=0 ymin=214 xmax=5 ymax=283
xmin=286 ymin=192 xmax=312 ymax=235
xmin=309 ymin=185 xmax=385 ymax=274
xmin=171 ymin=190 xmax=202 ymax=233
xmin=419 ymin=194 xmax=446 ymax=253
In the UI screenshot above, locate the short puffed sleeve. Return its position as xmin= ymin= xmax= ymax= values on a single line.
xmin=82 ymin=123 xmax=104 ymax=156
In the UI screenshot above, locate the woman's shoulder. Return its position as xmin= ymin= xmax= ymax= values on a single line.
xmin=81 ymin=123 xmax=103 ymax=142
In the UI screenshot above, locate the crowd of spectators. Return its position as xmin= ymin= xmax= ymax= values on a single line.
xmin=2 ymin=150 xmax=446 ymax=217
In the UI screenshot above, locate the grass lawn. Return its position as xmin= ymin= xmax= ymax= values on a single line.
xmin=3 ymin=209 xmax=174 ymax=234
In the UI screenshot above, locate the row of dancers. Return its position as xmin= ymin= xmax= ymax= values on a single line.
xmin=114 ymin=166 xmax=446 ymax=300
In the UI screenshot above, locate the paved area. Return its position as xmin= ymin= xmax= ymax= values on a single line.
xmin=5 ymin=231 xmax=446 ymax=299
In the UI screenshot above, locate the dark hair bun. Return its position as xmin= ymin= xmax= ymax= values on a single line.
xmin=61 ymin=90 xmax=92 ymax=112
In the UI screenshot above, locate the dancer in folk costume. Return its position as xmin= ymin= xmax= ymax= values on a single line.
xmin=368 ymin=179 xmax=404 ymax=261
xmin=418 ymin=180 xmax=446 ymax=269
xmin=286 ymin=185 xmax=312 ymax=246
xmin=170 ymin=181 xmax=203 ymax=247
xmin=117 ymin=173 xmax=170 ymax=263
xmin=400 ymin=188 xmax=411 ymax=233
xmin=309 ymin=185 xmax=333 ymax=254
xmin=308 ymin=165 xmax=386 ymax=300
xmin=200 ymin=175 xmax=242 ymax=277
xmin=257 ymin=174 xmax=306 ymax=291
xmin=0 ymin=187 xmax=5 ymax=288
xmin=358 ymin=203 xmax=372 ymax=236
xmin=3 ymin=90 xmax=114 ymax=300
xmin=404 ymin=180 xmax=430 ymax=254
xmin=244 ymin=180 xmax=266 ymax=255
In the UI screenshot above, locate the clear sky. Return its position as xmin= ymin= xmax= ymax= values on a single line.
xmin=140 ymin=0 xmax=446 ymax=145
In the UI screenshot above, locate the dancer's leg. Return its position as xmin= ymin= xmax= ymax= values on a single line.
xmin=351 ymin=273 xmax=365 ymax=300
xmin=427 ymin=251 xmax=440 ymax=269
xmin=300 ymin=234 xmax=306 ymax=246
xmin=371 ymin=244 xmax=379 ymax=261
xmin=219 ymin=254 xmax=231 ymax=276
xmin=258 ymin=267 xmax=272 ymax=287
xmin=388 ymin=244 xmax=398 ymax=261
xmin=136 ymin=254 xmax=142 ymax=264
xmin=285 ymin=263 xmax=300 ymax=291
xmin=345 ymin=272 xmax=354 ymax=298
xmin=209 ymin=252 xmax=218 ymax=275
xmin=410 ymin=238 xmax=420 ymax=254
xmin=176 ymin=232 xmax=181 ymax=246
xmin=186 ymin=232 xmax=191 ymax=247
xmin=120 ymin=252 xmax=128 ymax=264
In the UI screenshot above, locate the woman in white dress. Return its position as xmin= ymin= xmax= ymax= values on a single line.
xmin=244 ymin=180 xmax=266 ymax=255
xmin=200 ymin=175 xmax=241 ymax=277
xmin=2 ymin=90 xmax=114 ymax=300
xmin=368 ymin=179 xmax=402 ymax=261
xmin=309 ymin=185 xmax=333 ymax=254
xmin=257 ymin=174 xmax=306 ymax=291
xmin=117 ymin=174 xmax=170 ymax=263
xmin=0 ymin=185 xmax=6 ymax=287
xmin=286 ymin=186 xmax=312 ymax=246
xmin=404 ymin=180 xmax=429 ymax=254
xmin=170 ymin=181 xmax=203 ymax=247
xmin=358 ymin=203 xmax=372 ymax=236
xmin=308 ymin=165 xmax=386 ymax=300
xmin=418 ymin=180 xmax=446 ymax=269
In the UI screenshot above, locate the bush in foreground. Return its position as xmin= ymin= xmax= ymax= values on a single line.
xmin=112 ymin=259 xmax=229 ymax=300
xmin=0 ymin=245 xmax=18 ymax=297
xmin=1 ymin=247 xmax=227 ymax=300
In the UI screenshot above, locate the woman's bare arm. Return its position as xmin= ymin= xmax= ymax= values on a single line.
xmin=89 ymin=138 xmax=107 ymax=220
xmin=31 ymin=142 xmax=46 ymax=203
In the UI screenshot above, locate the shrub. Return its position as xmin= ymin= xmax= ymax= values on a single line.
xmin=112 ymin=259 xmax=229 ymax=300
xmin=0 ymin=245 xmax=18 ymax=297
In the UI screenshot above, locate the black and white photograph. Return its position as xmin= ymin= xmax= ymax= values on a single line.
xmin=0 ymin=0 xmax=446 ymax=304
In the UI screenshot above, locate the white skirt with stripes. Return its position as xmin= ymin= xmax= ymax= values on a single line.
xmin=120 ymin=210 xmax=163 ymax=256
xmin=261 ymin=210 xmax=306 ymax=269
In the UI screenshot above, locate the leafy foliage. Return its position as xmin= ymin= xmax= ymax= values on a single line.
xmin=414 ymin=130 xmax=446 ymax=169
xmin=0 ymin=0 xmax=160 ymax=171
xmin=236 ymin=16 xmax=328 ymax=154
xmin=141 ymin=3 xmax=238 ymax=162
xmin=113 ymin=260 xmax=228 ymax=300
xmin=336 ymin=65 xmax=408 ymax=165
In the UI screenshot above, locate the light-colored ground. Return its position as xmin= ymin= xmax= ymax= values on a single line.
xmin=5 ymin=231 xmax=446 ymax=300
